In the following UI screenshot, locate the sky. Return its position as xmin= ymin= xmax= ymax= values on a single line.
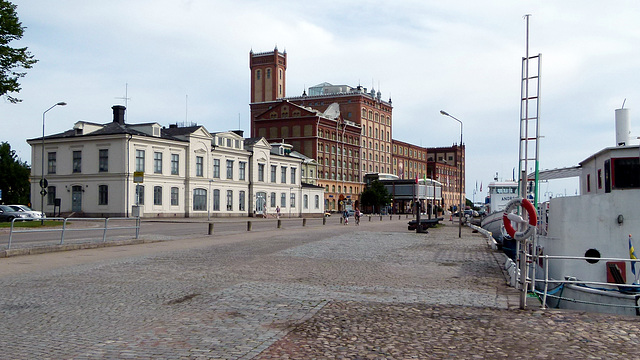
xmin=3 ymin=0 xmax=640 ymax=204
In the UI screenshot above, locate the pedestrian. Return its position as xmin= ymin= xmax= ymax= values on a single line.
xmin=263 ymin=203 xmax=267 ymax=218
xmin=276 ymin=206 xmax=280 ymax=218
xmin=355 ymin=208 xmax=360 ymax=226
xmin=343 ymin=209 xmax=349 ymax=225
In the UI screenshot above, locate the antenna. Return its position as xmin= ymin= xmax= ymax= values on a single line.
xmin=238 ymin=113 xmax=241 ymax=129
xmin=185 ymin=95 xmax=188 ymax=122
xmin=622 ymin=98 xmax=627 ymax=109
xmin=115 ymin=83 xmax=131 ymax=120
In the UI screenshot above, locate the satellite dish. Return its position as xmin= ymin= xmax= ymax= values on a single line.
xmin=324 ymin=103 xmax=340 ymax=119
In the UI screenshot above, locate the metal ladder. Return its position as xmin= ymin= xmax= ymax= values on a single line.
xmin=518 ymin=15 xmax=542 ymax=206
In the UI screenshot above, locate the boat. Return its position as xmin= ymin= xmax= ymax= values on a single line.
xmin=532 ymin=107 xmax=640 ymax=316
xmin=480 ymin=180 xmax=518 ymax=252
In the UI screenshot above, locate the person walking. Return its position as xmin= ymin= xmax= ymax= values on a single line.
xmin=343 ymin=209 xmax=349 ymax=225
xmin=354 ymin=208 xmax=360 ymax=226
xmin=276 ymin=206 xmax=281 ymax=219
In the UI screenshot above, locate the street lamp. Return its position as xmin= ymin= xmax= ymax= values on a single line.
xmin=440 ymin=110 xmax=464 ymax=238
xmin=41 ymin=102 xmax=67 ymax=223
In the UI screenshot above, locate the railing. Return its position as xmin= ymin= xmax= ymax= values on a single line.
xmin=7 ymin=217 xmax=140 ymax=249
xmin=534 ymin=253 xmax=640 ymax=312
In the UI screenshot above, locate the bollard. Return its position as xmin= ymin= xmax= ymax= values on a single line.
xmin=390 ymin=215 xmax=393 ymax=221
xmin=406 ymin=214 xmax=408 ymax=219
xmin=398 ymin=215 xmax=401 ymax=220
xmin=369 ymin=215 xmax=371 ymax=222
xmin=340 ymin=217 xmax=343 ymax=224
xmin=323 ymin=216 xmax=326 ymax=225
xmin=247 ymin=221 xmax=252 ymax=232
xmin=380 ymin=215 xmax=383 ymax=221
xmin=303 ymin=218 xmax=307 ymax=227
xmin=277 ymin=219 xmax=282 ymax=228
xmin=208 ymin=222 xmax=214 ymax=235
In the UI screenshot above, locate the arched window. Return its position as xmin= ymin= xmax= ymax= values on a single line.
xmin=193 ymin=188 xmax=206 ymax=211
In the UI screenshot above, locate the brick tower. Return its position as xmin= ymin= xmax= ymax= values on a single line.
xmin=249 ymin=47 xmax=287 ymax=103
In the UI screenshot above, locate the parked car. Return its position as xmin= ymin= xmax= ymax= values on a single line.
xmin=0 ymin=205 xmax=32 ymax=222
xmin=8 ymin=205 xmax=46 ymax=220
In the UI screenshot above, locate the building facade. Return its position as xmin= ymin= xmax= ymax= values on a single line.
xmin=248 ymin=47 xmax=464 ymax=213
xmin=27 ymin=106 xmax=323 ymax=218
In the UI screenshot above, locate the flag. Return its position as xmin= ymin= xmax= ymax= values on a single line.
xmin=475 ymin=181 xmax=478 ymax=192
xmin=480 ymin=182 xmax=483 ymax=192
xmin=630 ymin=234 xmax=637 ymax=275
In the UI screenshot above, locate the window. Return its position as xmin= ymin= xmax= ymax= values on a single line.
xmin=270 ymin=192 xmax=276 ymax=207
xmin=154 ymin=152 xmax=162 ymax=174
xmin=597 ymin=169 xmax=602 ymax=189
xmin=290 ymin=168 xmax=296 ymax=184
xmin=281 ymin=166 xmax=287 ymax=183
xmin=258 ymin=164 xmax=265 ymax=181
xmin=72 ymin=151 xmax=82 ymax=173
xmin=136 ymin=185 xmax=145 ymax=205
xmin=226 ymin=190 xmax=233 ymax=211
xmin=135 ymin=150 xmax=145 ymax=172
xmin=281 ymin=193 xmax=286 ymax=207
xmin=99 ymin=150 xmax=108 ymax=172
xmin=271 ymin=165 xmax=277 ymax=182
xmin=315 ymin=195 xmax=320 ymax=209
xmin=213 ymin=159 xmax=220 ymax=178
xmin=47 ymin=152 xmax=56 ymax=174
xmin=226 ymin=160 xmax=234 ymax=179
xmin=154 ymin=186 xmax=162 ymax=205
xmin=99 ymin=185 xmax=108 ymax=205
xmin=47 ymin=186 xmax=56 ymax=205
xmin=171 ymin=187 xmax=179 ymax=206
xmin=239 ymin=191 xmax=245 ymax=211
xmin=239 ymin=162 xmax=246 ymax=180
xmin=290 ymin=193 xmax=296 ymax=208
xmin=256 ymin=69 xmax=261 ymax=80
xmin=193 ymin=188 xmax=206 ymax=210
xmin=196 ymin=156 xmax=203 ymax=177
xmin=213 ymin=189 xmax=220 ymax=211
xmin=304 ymin=194 xmax=308 ymax=209
xmin=171 ymin=154 xmax=179 ymax=175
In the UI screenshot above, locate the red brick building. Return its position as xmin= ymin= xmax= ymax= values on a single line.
xmin=392 ymin=139 xmax=465 ymax=212
xmin=248 ymin=48 xmax=465 ymax=212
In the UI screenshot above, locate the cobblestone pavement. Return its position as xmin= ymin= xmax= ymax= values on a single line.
xmin=1 ymin=219 xmax=639 ymax=359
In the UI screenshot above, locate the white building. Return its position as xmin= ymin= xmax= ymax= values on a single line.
xmin=27 ymin=105 xmax=324 ymax=218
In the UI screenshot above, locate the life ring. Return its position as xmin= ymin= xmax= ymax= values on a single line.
xmin=502 ymin=198 xmax=537 ymax=240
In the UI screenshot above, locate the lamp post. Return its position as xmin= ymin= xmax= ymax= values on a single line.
xmin=41 ymin=102 xmax=67 ymax=223
xmin=440 ymin=110 xmax=464 ymax=238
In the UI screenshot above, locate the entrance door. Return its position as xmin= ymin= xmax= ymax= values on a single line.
xmin=72 ymin=185 xmax=83 ymax=212
xmin=256 ymin=192 xmax=266 ymax=216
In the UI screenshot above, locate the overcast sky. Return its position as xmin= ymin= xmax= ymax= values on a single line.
xmin=3 ymin=0 xmax=640 ymax=203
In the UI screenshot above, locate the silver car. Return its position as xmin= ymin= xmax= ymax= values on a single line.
xmin=9 ymin=205 xmax=46 ymax=219
xmin=0 ymin=205 xmax=32 ymax=222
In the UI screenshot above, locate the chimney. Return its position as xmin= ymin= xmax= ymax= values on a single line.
xmin=112 ymin=105 xmax=126 ymax=125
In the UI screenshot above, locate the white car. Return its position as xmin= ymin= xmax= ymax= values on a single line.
xmin=8 ymin=205 xmax=46 ymax=220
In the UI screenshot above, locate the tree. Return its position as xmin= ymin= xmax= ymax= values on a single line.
xmin=0 ymin=142 xmax=31 ymax=204
xmin=360 ymin=180 xmax=392 ymax=213
xmin=0 ymin=0 xmax=37 ymax=103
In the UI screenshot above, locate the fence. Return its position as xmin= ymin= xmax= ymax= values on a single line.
xmin=7 ymin=217 xmax=140 ymax=250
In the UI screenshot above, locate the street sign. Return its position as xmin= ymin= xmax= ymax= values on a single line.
xmin=40 ymin=189 xmax=47 ymax=196
xmin=39 ymin=178 xmax=48 ymax=188
xmin=133 ymin=171 xmax=144 ymax=183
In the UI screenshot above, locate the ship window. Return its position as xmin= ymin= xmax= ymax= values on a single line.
xmin=612 ymin=157 xmax=640 ymax=189
xmin=584 ymin=249 xmax=600 ymax=264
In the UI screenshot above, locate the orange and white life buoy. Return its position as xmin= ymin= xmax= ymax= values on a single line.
xmin=502 ymin=198 xmax=537 ymax=240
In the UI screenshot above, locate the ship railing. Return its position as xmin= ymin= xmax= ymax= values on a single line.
xmin=534 ymin=253 xmax=640 ymax=311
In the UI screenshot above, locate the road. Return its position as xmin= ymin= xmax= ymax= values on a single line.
xmin=0 ymin=215 xmax=367 ymax=249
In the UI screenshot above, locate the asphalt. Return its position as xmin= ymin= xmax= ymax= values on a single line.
xmin=1 ymin=218 xmax=639 ymax=359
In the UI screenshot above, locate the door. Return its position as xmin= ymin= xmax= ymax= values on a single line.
xmin=72 ymin=185 xmax=83 ymax=212
xmin=256 ymin=192 xmax=266 ymax=216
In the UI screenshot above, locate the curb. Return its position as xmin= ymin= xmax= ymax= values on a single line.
xmin=0 ymin=238 xmax=162 ymax=258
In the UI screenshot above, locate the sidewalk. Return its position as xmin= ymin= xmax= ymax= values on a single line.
xmin=1 ymin=221 xmax=639 ymax=359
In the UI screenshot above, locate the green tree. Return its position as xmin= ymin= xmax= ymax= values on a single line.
xmin=0 ymin=142 xmax=31 ymax=204
xmin=360 ymin=180 xmax=392 ymax=213
xmin=0 ymin=0 xmax=37 ymax=103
